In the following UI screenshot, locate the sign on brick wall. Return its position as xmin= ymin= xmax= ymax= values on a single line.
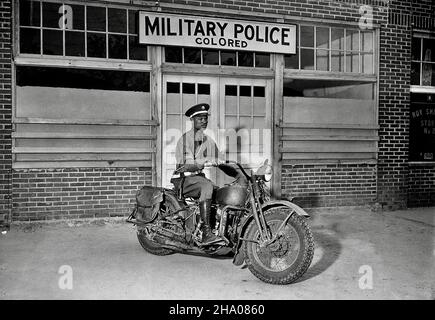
xmin=138 ymin=12 xmax=296 ymax=54
xmin=410 ymin=93 xmax=435 ymax=161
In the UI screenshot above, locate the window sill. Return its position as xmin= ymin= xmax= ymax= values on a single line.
xmin=408 ymin=161 xmax=435 ymax=167
xmin=410 ymin=86 xmax=435 ymax=93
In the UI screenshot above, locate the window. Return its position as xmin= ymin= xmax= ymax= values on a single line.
xmin=285 ymin=24 xmax=375 ymax=74
xmin=411 ymin=36 xmax=435 ymax=87
xmin=164 ymin=46 xmax=270 ymax=68
xmin=18 ymin=0 xmax=148 ymax=61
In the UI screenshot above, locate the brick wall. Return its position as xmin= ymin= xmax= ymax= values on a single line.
xmin=0 ymin=0 xmax=12 ymax=226
xmin=376 ymin=0 xmax=412 ymax=210
xmin=282 ymin=164 xmax=377 ymax=208
xmin=408 ymin=165 xmax=435 ymax=207
xmin=11 ymin=168 xmax=152 ymax=221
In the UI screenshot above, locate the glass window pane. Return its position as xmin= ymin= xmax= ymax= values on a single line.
xmin=331 ymin=51 xmax=344 ymax=72
xmin=203 ymin=49 xmax=219 ymax=65
xmin=362 ymin=53 xmax=373 ymax=74
xmin=411 ymin=62 xmax=420 ymax=85
xmin=165 ymin=46 xmax=182 ymax=63
xmin=167 ymin=82 xmax=180 ymax=94
xmin=316 ymin=27 xmax=329 ymax=49
xmin=225 ymin=85 xmax=237 ymax=96
xmin=362 ymin=31 xmax=373 ymax=52
xmin=108 ymin=34 xmax=127 ymax=59
xmin=198 ymin=84 xmax=210 ymax=95
xmin=411 ymin=38 xmax=421 ymax=61
xmin=108 ymin=8 xmax=126 ymax=33
xmin=182 ymin=83 xmax=195 ymax=94
xmin=129 ymin=36 xmax=147 ymax=60
xmin=129 ymin=10 xmax=138 ymax=34
xmin=43 ymin=29 xmax=63 ymax=55
xmin=42 ymin=2 xmax=60 ymax=28
xmin=69 ymin=5 xmax=84 ymax=30
xmin=422 ymin=63 xmax=433 ymax=86
xmin=300 ymin=25 xmax=314 ymax=47
xmin=20 ymin=0 xmax=40 ymax=27
xmin=240 ymin=86 xmax=251 ymax=97
xmin=255 ymin=52 xmax=270 ymax=68
xmin=422 ymin=38 xmax=435 ymax=62
xmin=87 ymin=6 xmax=106 ymax=32
xmin=316 ymin=49 xmax=329 ymax=71
xmin=87 ymin=32 xmax=106 ymax=58
xmin=346 ymin=52 xmax=359 ymax=73
xmin=331 ymin=28 xmax=344 ymax=50
xmin=300 ymin=48 xmax=314 ymax=70
xmin=346 ymin=29 xmax=359 ymax=51
xmin=253 ymin=86 xmax=265 ymax=97
xmin=184 ymin=48 xmax=201 ymax=64
xmin=16 ymin=66 xmax=150 ymax=92
xmin=65 ymin=31 xmax=85 ymax=57
xmin=285 ymin=53 xmax=299 ymax=69
xmin=221 ymin=50 xmax=236 ymax=66
xmin=20 ymin=27 xmax=40 ymax=54
xmin=238 ymin=51 xmax=253 ymax=67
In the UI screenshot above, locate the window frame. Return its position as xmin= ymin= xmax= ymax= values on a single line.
xmin=15 ymin=0 xmax=150 ymax=68
xmin=411 ymin=32 xmax=435 ymax=93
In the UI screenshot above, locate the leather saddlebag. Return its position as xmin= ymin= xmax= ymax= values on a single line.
xmin=135 ymin=186 xmax=163 ymax=222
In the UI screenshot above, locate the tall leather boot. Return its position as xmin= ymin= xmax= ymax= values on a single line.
xmin=199 ymin=199 xmax=220 ymax=245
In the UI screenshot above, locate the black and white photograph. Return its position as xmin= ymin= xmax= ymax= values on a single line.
xmin=0 ymin=0 xmax=434 ymax=305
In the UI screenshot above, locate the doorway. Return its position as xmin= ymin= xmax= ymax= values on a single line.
xmin=161 ymin=75 xmax=272 ymax=188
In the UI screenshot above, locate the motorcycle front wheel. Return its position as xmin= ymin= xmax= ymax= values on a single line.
xmin=244 ymin=207 xmax=314 ymax=284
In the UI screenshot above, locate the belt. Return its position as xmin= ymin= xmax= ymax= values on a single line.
xmin=171 ymin=170 xmax=202 ymax=179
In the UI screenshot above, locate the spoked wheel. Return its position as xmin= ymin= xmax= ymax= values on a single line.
xmin=244 ymin=207 xmax=314 ymax=284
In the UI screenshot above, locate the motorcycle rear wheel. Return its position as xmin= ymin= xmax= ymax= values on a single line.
xmin=136 ymin=193 xmax=181 ymax=256
xmin=244 ymin=207 xmax=314 ymax=284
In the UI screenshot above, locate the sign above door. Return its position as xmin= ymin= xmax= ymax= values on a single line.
xmin=138 ymin=11 xmax=296 ymax=54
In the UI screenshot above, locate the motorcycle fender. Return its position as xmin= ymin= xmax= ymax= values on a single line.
xmin=232 ymin=200 xmax=309 ymax=266
xmin=261 ymin=200 xmax=310 ymax=218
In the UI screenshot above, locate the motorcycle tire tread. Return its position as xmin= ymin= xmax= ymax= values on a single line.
xmin=243 ymin=208 xmax=314 ymax=285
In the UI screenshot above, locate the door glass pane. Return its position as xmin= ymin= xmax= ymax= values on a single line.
xmin=239 ymin=116 xmax=252 ymax=128
xmin=240 ymin=96 xmax=251 ymax=116
xmin=182 ymin=83 xmax=195 ymax=94
xmin=198 ymin=84 xmax=210 ymax=95
xmin=253 ymin=97 xmax=266 ymax=116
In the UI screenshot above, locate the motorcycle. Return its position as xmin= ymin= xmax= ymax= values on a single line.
xmin=126 ymin=160 xmax=314 ymax=284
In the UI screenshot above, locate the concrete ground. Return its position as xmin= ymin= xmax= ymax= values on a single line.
xmin=0 ymin=207 xmax=433 ymax=300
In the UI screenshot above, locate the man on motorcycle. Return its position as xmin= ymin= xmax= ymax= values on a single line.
xmin=171 ymin=103 xmax=221 ymax=245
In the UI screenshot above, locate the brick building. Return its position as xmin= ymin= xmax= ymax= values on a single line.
xmin=0 ymin=0 xmax=434 ymax=225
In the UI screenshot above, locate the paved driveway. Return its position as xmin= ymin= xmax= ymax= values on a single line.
xmin=0 ymin=207 xmax=433 ymax=299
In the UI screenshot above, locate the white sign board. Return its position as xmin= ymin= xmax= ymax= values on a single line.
xmin=138 ymin=12 xmax=296 ymax=54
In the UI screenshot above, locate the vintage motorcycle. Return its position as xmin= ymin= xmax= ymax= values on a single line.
xmin=127 ymin=160 xmax=314 ymax=284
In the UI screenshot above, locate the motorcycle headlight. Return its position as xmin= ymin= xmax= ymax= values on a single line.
xmin=264 ymin=166 xmax=273 ymax=182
